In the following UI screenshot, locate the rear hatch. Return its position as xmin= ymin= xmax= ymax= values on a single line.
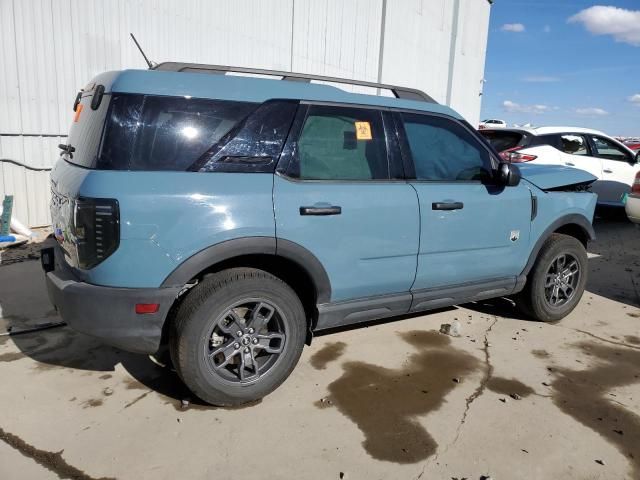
xmin=51 ymin=82 xmax=118 ymax=269
xmin=479 ymin=129 xmax=531 ymax=153
xmin=51 ymin=72 xmax=264 ymax=272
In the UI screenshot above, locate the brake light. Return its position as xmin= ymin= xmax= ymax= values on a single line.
xmin=632 ymin=172 xmax=640 ymax=195
xmin=73 ymin=197 xmax=120 ymax=269
xmin=499 ymin=147 xmax=537 ymax=163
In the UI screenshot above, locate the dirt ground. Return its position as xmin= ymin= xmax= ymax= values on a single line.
xmin=0 ymin=217 xmax=639 ymax=480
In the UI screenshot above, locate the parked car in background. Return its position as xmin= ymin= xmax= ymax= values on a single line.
xmin=480 ymin=126 xmax=640 ymax=207
xmin=479 ymin=118 xmax=507 ymax=129
xmin=623 ymin=140 xmax=640 ymax=151
xmin=626 ymin=171 xmax=640 ymax=223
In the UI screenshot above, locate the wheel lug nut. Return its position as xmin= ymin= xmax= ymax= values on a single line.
xmin=248 ymin=328 xmax=254 ymax=334
xmin=237 ymin=331 xmax=243 ymax=337
xmin=252 ymin=338 xmax=258 ymax=344
xmin=244 ymin=347 xmax=250 ymax=353
xmin=234 ymin=343 xmax=240 ymax=349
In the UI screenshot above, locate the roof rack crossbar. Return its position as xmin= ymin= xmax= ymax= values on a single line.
xmin=153 ymin=62 xmax=436 ymax=103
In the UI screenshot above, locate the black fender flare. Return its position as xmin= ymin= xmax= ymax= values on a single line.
xmin=161 ymin=236 xmax=332 ymax=304
xmin=521 ymin=214 xmax=595 ymax=276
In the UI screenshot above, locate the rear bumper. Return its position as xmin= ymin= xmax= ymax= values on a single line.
xmin=626 ymin=194 xmax=640 ymax=224
xmin=43 ymin=246 xmax=180 ymax=354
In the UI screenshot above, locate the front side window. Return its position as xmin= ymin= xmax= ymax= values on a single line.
xmin=589 ymin=136 xmax=631 ymax=162
xmin=98 ymin=95 xmax=257 ymax=170
xmin=288 ymin=105 xmax=389 ymax=180
xmin=559 ymin=134 xmax=589 ymax=156
xmin=401 ymin=113 xmax=492 ymax=181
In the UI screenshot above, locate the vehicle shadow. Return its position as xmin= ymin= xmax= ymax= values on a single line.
xmin=2 ymin=215 xmax=637 ymax=407
xmin=587 ymin=214 xmax=640 ymax=308
xmin=0 ymin=260 xmax=201 ymax=408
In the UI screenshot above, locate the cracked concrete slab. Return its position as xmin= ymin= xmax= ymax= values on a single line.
xmin=0 ymin=218 xmax=639 ymax=479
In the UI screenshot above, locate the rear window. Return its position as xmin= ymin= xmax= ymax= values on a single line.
xmin=479 ymin=130 xmax=525 ymax=152
xmin=65 ymin=94 xmax=110 ymax=168
xmin=66 ymin=93 xmax=257 ymax=170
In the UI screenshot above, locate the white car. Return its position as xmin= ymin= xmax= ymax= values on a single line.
xmin=480 ymin=126 xmax=640 ymax=207
xmin=626 ymin=171 xmax=640 ymax=223
xmin=479 ymin=119 xmax=507 ymax=129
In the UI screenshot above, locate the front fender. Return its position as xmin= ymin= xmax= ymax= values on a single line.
xmin=521 ymin=213 xmax=595 ymax=276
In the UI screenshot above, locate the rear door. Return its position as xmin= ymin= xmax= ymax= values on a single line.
xmin=273 ymin=104 xmax=420 ymax=304
xmin=395 ymin=112 xmax=531 ymax=301
xmin=587 ymin=135 xmax=639 ymax=205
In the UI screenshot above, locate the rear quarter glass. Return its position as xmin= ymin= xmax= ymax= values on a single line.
xmin=99 ymin=94 xmax=257 ymax=171
xmin=64 ymin=91 xmax=258 ymax=171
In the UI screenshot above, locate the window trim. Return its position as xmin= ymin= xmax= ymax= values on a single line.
xmin=275 ymin=102 xmax=404 ymax=184
xmin=393 ymin=110 xmax=500 ymax=184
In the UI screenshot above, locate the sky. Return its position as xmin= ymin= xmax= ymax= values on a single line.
xmin=480 ymin=0 xmax=640 ymax=136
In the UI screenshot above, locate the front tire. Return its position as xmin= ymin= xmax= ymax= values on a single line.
xmin=517 ymin=233 xmax=588 ymax=322
xmin=170 ymin=268 xmax=306 ymax=406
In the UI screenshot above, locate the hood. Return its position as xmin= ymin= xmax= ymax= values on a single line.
xmin=517 ymin=163 xmax=597 ymax=191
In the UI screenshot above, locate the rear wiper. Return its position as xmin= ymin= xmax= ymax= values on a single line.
xmin=58 ymin=143 xmax=75 ymax=158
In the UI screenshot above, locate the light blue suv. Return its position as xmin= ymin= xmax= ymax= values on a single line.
xmin=43 ymin=63 xmax=597 ymax=406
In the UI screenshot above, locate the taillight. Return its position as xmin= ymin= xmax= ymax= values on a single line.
xmin=73 ymin=197 xmax=120 ymax=269
xmin=499 ymin=147 xmax=538 ymax=163
xmin=632 ymin=172 xmax=640 ymax=195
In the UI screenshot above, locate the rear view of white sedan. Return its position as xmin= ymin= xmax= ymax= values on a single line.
xmin=478 ymin=119 xmax=507 ymax=129
xmin=480 ymin=126 xmax=640 ymax=207
xmin=626 ymin=171 xmax=640 ymax=224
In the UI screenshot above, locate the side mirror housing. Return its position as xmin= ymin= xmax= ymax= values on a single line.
xmin=635 ymin=151 xmax=640 ymax=164
xmin=497 ymin=162 xmax=521 ymax=187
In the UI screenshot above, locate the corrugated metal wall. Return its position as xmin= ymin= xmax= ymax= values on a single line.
xmin=0 ymin=0 xmax=491 ymax=227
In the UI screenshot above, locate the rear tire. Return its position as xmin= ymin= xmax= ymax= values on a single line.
xmin=170 ymin=268 xmax=306 ymax=406
xmin=517 ymin=233 xmax=588 ymax=322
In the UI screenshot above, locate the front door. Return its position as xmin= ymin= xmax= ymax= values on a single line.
xmin=395 ymin=112 xmax=532 ymax=295
xmin=273 ymin=104 xmax=420 ymax=304
xmin=588 ymin=135 xmax=640 ymax=205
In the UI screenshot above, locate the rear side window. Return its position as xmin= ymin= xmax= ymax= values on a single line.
xmin=479 ymin=130 xmax=525 ymax=152
xmin=197 ymin=101 xmax=298 ymax=173
xmin=401 ymin=113 xmax=492 ymax=182
xmin=287 ymin=105 xmax=389 ymax=180
xmin=559 ymin=134 xmax=589 ymax=156
xmin=99 ymin=95 xmax=256 ymax=170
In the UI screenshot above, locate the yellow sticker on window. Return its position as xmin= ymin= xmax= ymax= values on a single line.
xmin=355 ymin=121 xmax=372 ymax=140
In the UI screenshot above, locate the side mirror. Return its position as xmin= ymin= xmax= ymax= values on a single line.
xmin=497 ymin=162 xmax=521 ymax=187
xmin=635 ymin=151 xmax=640 ymax=164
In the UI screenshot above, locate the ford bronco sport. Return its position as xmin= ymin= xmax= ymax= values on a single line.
xmin=43 ymin=63 xmax=597 ymax=406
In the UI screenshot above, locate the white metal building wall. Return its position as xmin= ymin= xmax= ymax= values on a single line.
xmin=0 ymin=0 xmax=491 ymax=227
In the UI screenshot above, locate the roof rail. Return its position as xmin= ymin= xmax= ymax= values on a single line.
xmin=153 ymin=62 xmax=436 ymax=104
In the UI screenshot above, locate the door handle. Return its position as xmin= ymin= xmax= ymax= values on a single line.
xmin=432 ymin=202 xmax=464 ymax=211
xmin=299 ymin=205 xmax=342 ymax=216
xmin=564 ymin=162 xmax=575 ymax=166
xmin=603 ymin=168 xmax=613 ymax=173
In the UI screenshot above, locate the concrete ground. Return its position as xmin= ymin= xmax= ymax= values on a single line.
xmin=0 ymin=217 xmax=639 ymax=480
